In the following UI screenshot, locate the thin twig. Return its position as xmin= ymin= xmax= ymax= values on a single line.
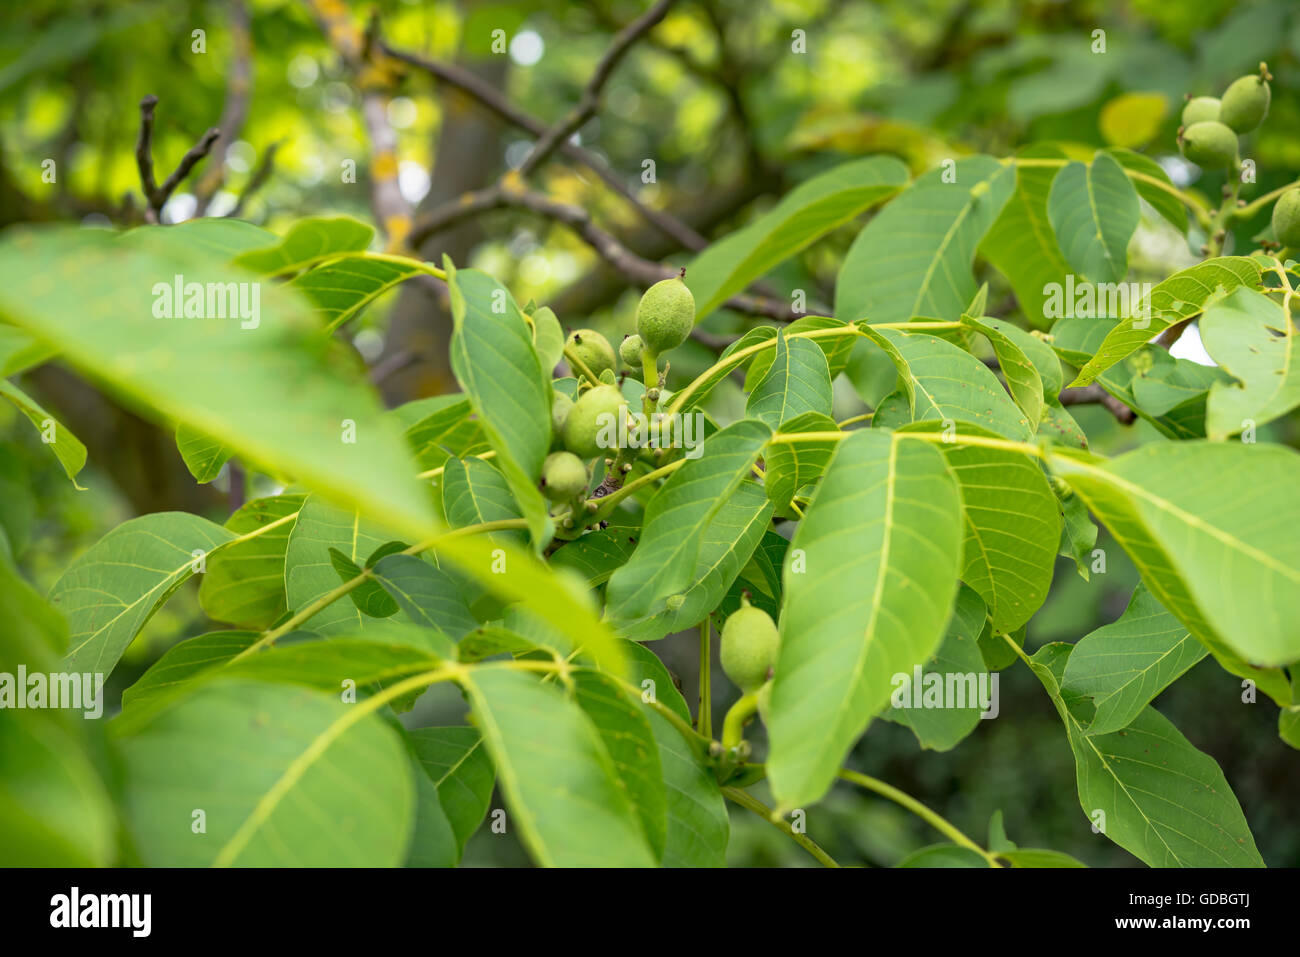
xmin=135 ymin=95 xmax=220 ymax=223
xmin=409 ymin=181 xmax=801 ymax=319
xmin=379 ymin=40 xmax=707 ymax=250
xmin=1058 ymin=383 xmax=1137 ymax=424
xmin=517 ymin=0 xmax=675 ymax=178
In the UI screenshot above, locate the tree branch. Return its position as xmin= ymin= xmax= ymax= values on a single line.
xmin=378 ymin=39 xmax=707 ymax=250
xmin=134 ymin=95 xmax=220 ymax=224
xmin=410 ymin=180 xmax=800 ymax=320
xmin=1058 ymin=383 xmax=1137 ymax=424
xmin=517 ymin=0 xmax=675 ymax=178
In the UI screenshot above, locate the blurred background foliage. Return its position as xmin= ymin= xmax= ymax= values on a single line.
xmin=2 ymin=0 xmax=1298 ymax=866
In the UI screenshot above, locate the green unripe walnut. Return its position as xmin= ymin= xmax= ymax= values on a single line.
xmin=566 ymin=329 xmax=616 ymax=379
xmin=1219 ymin=75 xmax=1270 ymax=134
xmin=720 ymin=598 xmax=780 ymax=693
xmin=551 ymin=391 xmax=574 ymax=436
xmin=636 ymin=275 xmax=695 ymax=355
xmin=1272 ymin=189 xmax=1300 ymax=248
xmin=561 ymin=384 xmax=627 ymax=460
xmin=619 ymin=333 xmax=644 ymax=368
xmin=1181 ymin=96 xmax=1220 ymax=126
xmin=1179 ymin=121 xmax=1238 ymax=168
xmin=540 ymin=451 xmax=589 ymax=502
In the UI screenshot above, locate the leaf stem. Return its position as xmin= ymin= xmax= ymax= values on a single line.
xmin=767 ymin=428 xmax=1047 ymax=460
xmin=416 ymin=449 xmax=497 ymax=480
xmin=721 ymin=787 xmax=841 ymax=867
xmin=721 ymin=690 xmax=760 ymax=749
xmin=836 ymin=769 xmax=1001 ymax=867
xmin=664 ymin=321 xmax=960 ymax=419
xmin=1235 ymin=178 xmax=1300 ymax=220
xmin=230 ymin=518 xmax=530 ymax=660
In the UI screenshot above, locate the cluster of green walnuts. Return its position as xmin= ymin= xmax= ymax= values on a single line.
xmin=1178 ymin=63 xmax=1271 ymax=168
xmin=540 ymin=272 xmax=695 ymax=512
xmin=541 ymin=271 xmax=784 ymax=714
xmin=1178 ymin=62 xmax=1300 ymax=249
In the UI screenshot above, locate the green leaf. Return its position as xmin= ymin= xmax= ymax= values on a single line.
xmin=744 ymin=318 xmax=857 ymax=388
xmin=859 ymin=326 xmax=1036 ymax=440
xmin=622 ymin=641 xmax=728 ymax=866
xmin=0 ymin=325 xmax=57 ymax=376
xmin=767 ymin=430 xmax=963 ymax=808
xmin=1057 ymin=482 xmax=1099 ymax=580
xmin=1062 ymin=584 xmax=1206 ymax=735
xmin=884 ymin=584 xmax=991 ymax=751
xmin=961 ymin=316 xmax=1044 ymax=426
xmin=1106 ymin=147 xmax=1187 ymax=233
xmin=908 ymin=422 xmax=1060 ymax=632
xmin=199 ymin=493 xmax=304 ymax=629
xmin=441 ymin=456 xmax=526 ymax=542
xmin=445 ymin=260 xmax=552 ymax=544
xmin=611 ymin=480 xmax=774 ymax=641
xmin=371 ymin=553 xmax=478 ymax=640
xmin=232 ymin=216 xmax=374 ymax=275
xmin=836 ymin=156 xmax=1014 ymax=324
xmin=402 ymin=397 xmax=488 ymax=472
xmin=284 ymin=495 xmax=402 ymax=635
xmin=1026 ymin=643 xmax=1263 ymax=867
xmin=1201 ymin=286 xmax=1300 ymax=440
xmin=1069 ymin=257 xmax=1262 ymax=386
xmin=458 ymin=665 xmax=656 ymax=866
xmin=0 ymin=377 xmax=87 ymax=486
xmin=688 ymin=156 xmax=908 ymax=318
xmin=572 ymin=668 xmax=667 ymax=859
xmin=762 ymin=411 xmax=838 ymax=514
xmin=407 ymin=726 xmax=495 ymax=855
xmin=1130 ymin=350 xmax=1231 ymax=417
xmin=898 ymin=844 xmax=990 ymax=867
xmin=550 ymin=525 xmax=639 ymax=587
xmin=52 ymin=512 xmax=234 ymax=674
xmin=1047 ymin=153 xmax=1139 ymax=283
xmin=116 ymin=678 xmax=414 ymax=866
xmin=530 ymin=305 xmax=565 ymax=374
xmin=605 ymin=419 xmax=772 ymax=621
xmin=0 ymin=227 xmax=437 ymax=539
xmin=980 ymin=145 xmax=1073 ymax=328
xmin=328 ymin=547 xmax=400 ymax=618
xmin=0 ymin=709 xmax=116 ymax=866
xmin=291 ymin=254 xmax=427 ymax=332
xmin=404 ymin=740 xmax=457 ymax=868
xmin=121 ymin=630 xmax=258 ymax=712
xmin=0 ymin=560 xmax=114 ymax=866
xmin=436 ymin=533 xmax=628 ymax=676
xmin=1048 ymin=443 xmax=1300 ymax=671
xmin=174 ymin=422 xmax=232 ymax=484
xmin=746 ymin=332 xmax=834 ymax=427
xmin=1000 ymin=848 xmax=1088 ymax=868
xmin=674 ymin=327 xmax=775 ymax=414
